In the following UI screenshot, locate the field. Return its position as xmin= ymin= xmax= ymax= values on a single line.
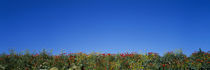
xmin=0 ymin=49 xmax=209 ymax=70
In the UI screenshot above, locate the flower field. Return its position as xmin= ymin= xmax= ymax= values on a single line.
xmin=0 ymin=49 xmax=209 ymax=70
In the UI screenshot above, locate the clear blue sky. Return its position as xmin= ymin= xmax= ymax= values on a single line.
xmin=0 ymin=0 xmax=210 ymax=55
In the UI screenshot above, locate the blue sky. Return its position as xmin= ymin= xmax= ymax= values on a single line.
xmin=0 ymin=0 xmax=210 ymax=55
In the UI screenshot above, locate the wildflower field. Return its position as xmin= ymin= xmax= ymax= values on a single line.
xmin=0 ymin=49 xmax=209 ymax=70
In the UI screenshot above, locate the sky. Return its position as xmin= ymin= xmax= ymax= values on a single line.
xmin=0 ymin=0 xmax=210 ymax=55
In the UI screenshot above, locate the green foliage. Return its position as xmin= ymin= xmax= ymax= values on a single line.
xmin=0 ymin=49 xmax=209 ymax=70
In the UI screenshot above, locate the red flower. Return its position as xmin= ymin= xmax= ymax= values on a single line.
xmin=204 ymin=53 xmax=208 ymax=55
xmin=102 ymin=53 xmax=105 ymax=56
xmin=200 ymin=60 xmax=203 ymax=62
xmin=162 ymin=64 xmax=166 ymax=67
xmin=128 ymin=53 xmax=134 ymax=57
xmin=196 ymin=59 xmax=201 ymax=62
xmin=55 ymin=55 xmax=60 ymax=59
xmin=120 ymin=54 xmax=125 ymax=57
xmin=33 ymin=53 xmax=39 ymax=57
xmin=167 ymin=51 xmax=173 ymax=55
xmin=148 ymin=52 xmax=153 ymax=55
xmin=107 ymin=53 xmax=111 ymax=56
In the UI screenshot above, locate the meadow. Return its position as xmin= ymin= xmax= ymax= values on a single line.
xmin=0 ymin=49 xmax=209 ymax=70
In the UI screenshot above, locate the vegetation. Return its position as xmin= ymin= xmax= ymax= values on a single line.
xmin=0 ymin=49 xmax=209 ymax=70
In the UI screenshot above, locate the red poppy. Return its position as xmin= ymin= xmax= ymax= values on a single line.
xmin=162 ymin=64 xmax=166 ymax=67
xmin=33 ymin=53 xmax=39 ymax=57
xmin=148 ymin=52 xmax=153 ymax=55
xmin=200 ymin=60 xmax=204 ymax=62
xmin=55 ymin=55 xmax=60 ymax=59
xmin=120 ymin=54 xmax=125 ymax=57
xmin=204 ymin=53 xmax=208 ymax=55
xmin=70 ymin=56 xmax=75 ymax=59
xmin=129 ymin=54 xmax=134 ymax=57
xmin=167 ymin=51 xmax=173 ymax=55
xmin=102 ymin=53 xmax=105 ymax=56
xmin=107 ymin=53 xmax=111 ymax=56
xmin=192 ymin=53 xmax=196 ymax=56
xmin=196 ymin=59 xmax=201 ymax=62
